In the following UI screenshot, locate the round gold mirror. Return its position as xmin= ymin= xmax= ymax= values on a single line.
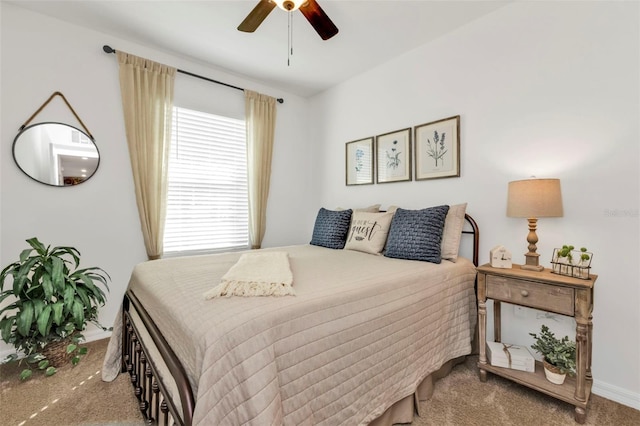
xmin=12 ymin=122 xmax=100 ymax=187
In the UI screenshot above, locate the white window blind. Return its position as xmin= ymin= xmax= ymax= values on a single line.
xmin=164 ymin=106 xmax=249 ymax=255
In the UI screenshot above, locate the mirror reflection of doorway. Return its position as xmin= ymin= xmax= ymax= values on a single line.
xmin=13 ymin=122 xmax=100 ymax=186
xmin=59 ymin=154 xmax=99 ymax=186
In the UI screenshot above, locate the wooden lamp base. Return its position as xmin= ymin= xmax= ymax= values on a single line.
xmin=521 ymin=218 xmax=544 ymax=271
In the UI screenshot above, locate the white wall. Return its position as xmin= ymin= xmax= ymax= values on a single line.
xmin=309 ymin=1 xmax=639 ymax=408
xmin=0 ymin=4 xmax=316 ymax=353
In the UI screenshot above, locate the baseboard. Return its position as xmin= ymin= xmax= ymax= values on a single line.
xmin=1 ymin=347 xmax=15 ymax=360
xmin=592 ymin=380 xmax=640 ymax=411
xmin=82 ymin=328 xmax=113 ymax=343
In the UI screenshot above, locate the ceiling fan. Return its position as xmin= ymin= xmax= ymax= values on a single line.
xmin=238 ymin=0 xmax=339 ymax=41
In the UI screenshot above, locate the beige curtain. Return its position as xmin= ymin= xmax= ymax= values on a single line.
xmin=244 ymin=90 xmax=277 ymax=249
xmin=117 ymin=51 xmax=176 ymax=260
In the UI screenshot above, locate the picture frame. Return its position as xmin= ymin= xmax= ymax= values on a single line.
xmin=414 ymin=115 xmax=460 ymax=180
xmin=345 ymin=137 xmax=374 ymax=186
xmin=375 ymin=127 xmax=411 ymax=183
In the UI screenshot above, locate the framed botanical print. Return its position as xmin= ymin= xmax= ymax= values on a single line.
xmin=345 ymin=137 xmax=374 ymax=186
xmin=414 ymin=115 xmax=460 ymax=180
xmin=375 ymin=127 xmax=411 ymax=183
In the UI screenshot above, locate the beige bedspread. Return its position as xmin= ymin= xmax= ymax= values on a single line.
xmin=103 ymin=244 xmax=477 ymax=425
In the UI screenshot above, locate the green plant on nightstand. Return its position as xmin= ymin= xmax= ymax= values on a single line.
xmin=577 ymin=247 xmax=591 ymax=265
xmin=552 ymin=245 xmax=592 ymax=279
xmin=0 ymin=237 xmax=111 ymax=380
xmin=557 ymin=245 xmax=575 ymax=262
xmin=529 ymin=324 xmax=576 ymax=384
xmin=556 ymin=245 xmax=590 ymax=263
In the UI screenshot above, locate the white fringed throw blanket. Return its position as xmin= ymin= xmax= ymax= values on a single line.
xmin=203 ymin=251 xmax=294 ymax=298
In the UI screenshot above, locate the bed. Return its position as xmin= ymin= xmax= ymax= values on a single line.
xmin=102 ymin=206 xmax=479 ymax=426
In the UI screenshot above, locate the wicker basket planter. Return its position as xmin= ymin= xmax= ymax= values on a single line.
xmin=41 ymin=338 xmax=73 ymax=368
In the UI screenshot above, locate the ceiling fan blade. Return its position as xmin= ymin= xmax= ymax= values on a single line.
xmin=299 ymin=0 xmax=339 ymax=40
xmin=238 ymin=0 xmax=277 ymax=33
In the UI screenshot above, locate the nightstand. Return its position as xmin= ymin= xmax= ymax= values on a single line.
xmin=476 ymin=264 xmax=597 ymax=424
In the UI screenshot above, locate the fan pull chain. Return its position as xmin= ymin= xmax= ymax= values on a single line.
xmin=287 ymin=11 xmax=293 ymax=66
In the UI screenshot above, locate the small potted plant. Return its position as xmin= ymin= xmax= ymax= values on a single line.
xmin=0 ymin=238 xmax=110 ymax=380
xmin=576 ymin=247 xmax=592 ymax=279
xmin=555 ymin=245 xmax=574 ymax=274
xmin=529 ymin=324 xmax=576 ymax=384
xmin=552 ymin=245 xmax=592 ymax=279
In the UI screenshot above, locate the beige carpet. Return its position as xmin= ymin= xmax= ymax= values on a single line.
xmin=1 ymin=339 xmax=638 ymax=425
xmin=0 ymin=339 xmax=143 ymax=426
xmin=413 ymin=356 xmax=640 ymax=426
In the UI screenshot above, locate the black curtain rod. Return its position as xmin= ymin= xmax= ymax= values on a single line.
xmin=102 ymin=45 xmax=284 ymax=104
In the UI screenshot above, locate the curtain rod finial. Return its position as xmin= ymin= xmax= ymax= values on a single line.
xmin=277 ymin=98 xmax=284 ymax=104
xmin=103 ymin=45 xmax=115 ymax=54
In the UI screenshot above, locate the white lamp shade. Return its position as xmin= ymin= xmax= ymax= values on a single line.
xmin=507 ymin=178 xmax=564 ymax=218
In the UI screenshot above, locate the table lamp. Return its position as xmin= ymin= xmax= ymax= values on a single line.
xmin=507 ymin=178 xmax=563 ymax=271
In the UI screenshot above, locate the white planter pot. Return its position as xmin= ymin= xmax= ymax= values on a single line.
xmin=543 ymin=361 xmax=567 ymax=385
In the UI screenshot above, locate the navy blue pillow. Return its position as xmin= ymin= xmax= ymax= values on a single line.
xmin=384 ymin=205 xmax=450 ymax=263
xmin=310 ymin=208 xmax=353 ymax=249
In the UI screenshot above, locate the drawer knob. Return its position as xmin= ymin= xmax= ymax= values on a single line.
xmin=521 ymin=290 xmax=529 ymax=297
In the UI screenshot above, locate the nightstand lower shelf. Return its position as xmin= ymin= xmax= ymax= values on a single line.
xmin=479 ymin=360 xmax=592 ymax=416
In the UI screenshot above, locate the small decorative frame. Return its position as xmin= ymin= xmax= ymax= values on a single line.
xmin=345 ymin=137 xmax=374 ymax=186
xmin=375 ymin=127 xmax=411 ymax=183
xmin=414 ymin=115 xmax=460 ymax=180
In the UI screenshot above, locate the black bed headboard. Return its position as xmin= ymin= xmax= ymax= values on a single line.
xmin=463 ymin=213 xmax=480 ymax=267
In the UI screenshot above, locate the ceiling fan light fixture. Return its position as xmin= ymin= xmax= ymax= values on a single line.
xmin=274 ymin=0 xmax=302 ymax=12
xmin=238 ymin=0 xmax=338 ymax=41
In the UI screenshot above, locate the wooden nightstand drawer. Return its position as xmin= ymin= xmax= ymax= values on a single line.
xmin=486 ymin=275 xmax=574 ymax=316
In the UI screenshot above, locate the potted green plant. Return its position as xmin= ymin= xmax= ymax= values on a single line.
xmin=529 ymin=324 xmax=576 ymax=384
xmin=0 ymin=237 xmax=110 ymax=379
xmin=552 ymin=245 xmax=592 ymax=279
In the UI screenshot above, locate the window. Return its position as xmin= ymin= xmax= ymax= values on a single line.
xmin=163 ymin=106 xmax=248 ymax=255
xmin=71 ymin=129 xmax=91 ymax=145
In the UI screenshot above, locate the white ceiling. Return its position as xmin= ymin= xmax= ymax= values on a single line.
xmin=8 ymin=0 xmax=510 ymax=97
